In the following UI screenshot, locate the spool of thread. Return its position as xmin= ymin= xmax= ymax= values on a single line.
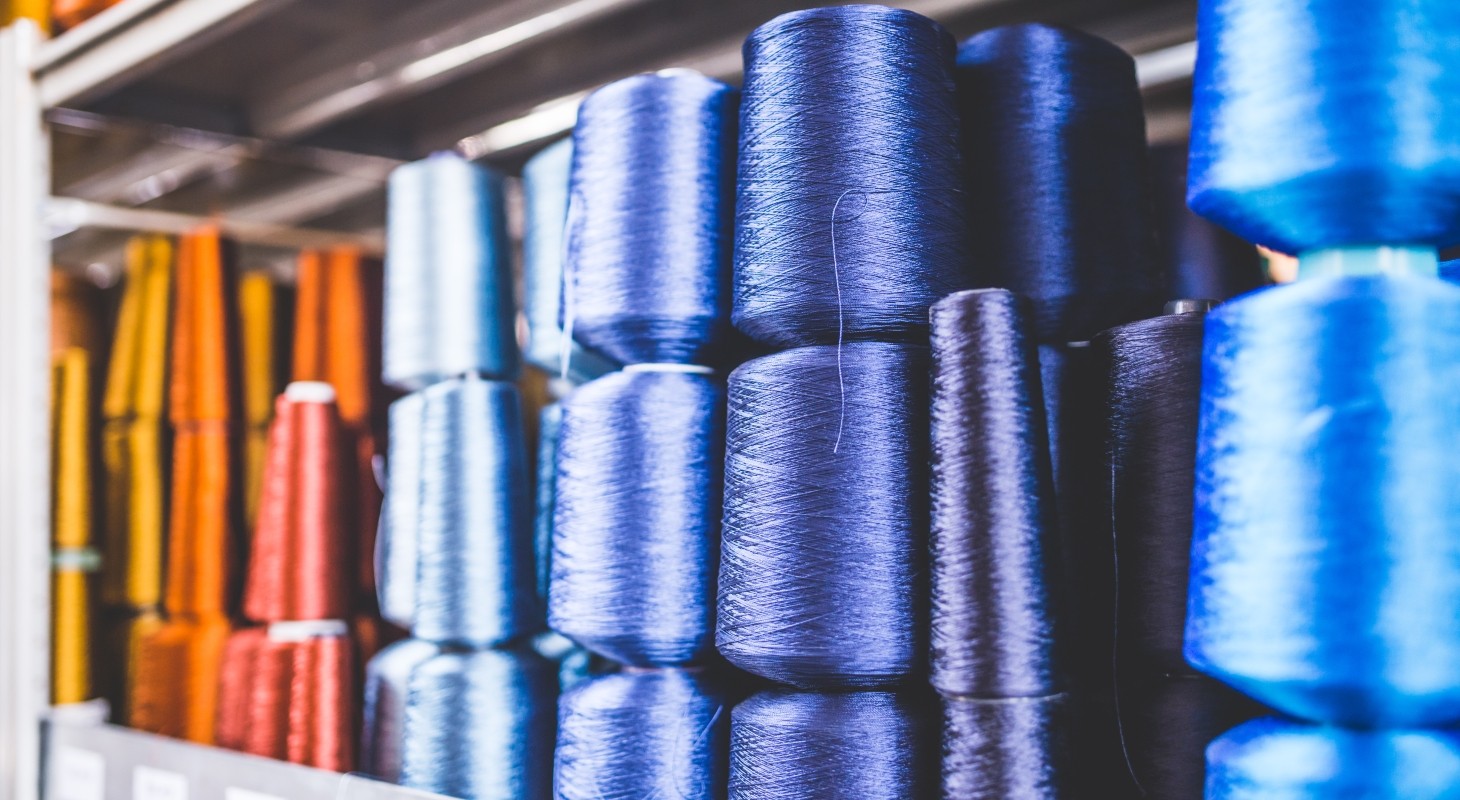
xmin=164 ymin=425 xmax=236 ymax=617
xmin=1442 ymin=258 xmax=1460 ymax=283
xmin=52 ymin=550 xmax=98 ymax=705
xmin=1115 ymin=673 xmax=1265 ymax=800
xmin=533 ymin=403 xmax=560 ymax=606
xmin=244 ymin=383 xmax=350 ymax=622
xmin=556 ymin=669 xmax=727 ymax=800
xmin=399 ymin=647 xmax=556 ymax=800
xmin=1206 ymin=718 xmax=1460 ymax=800
xmin=565 ymin=70 xmax=737 ymax=367
xmin=1188 ymin=274 xmax=1460 ymax=727
xmin=734 ymin=5 xmax=968 ymax=348
xmin=1101 ymin=304 xmax=1209 ymax=673
xmin=169 ymin=228 xmax=240 ymax=425
xmin=956 ymin=24 xmax=1159 ymax=343
xmin=729 ymin=690 xmax=931 ymax=800
xmin=215 ymin=621 xmax=356 ymax=771
xmin=1149 ymin=145 xmax=1263 ymax=302
xmin=719 ymin=342 xmax=928 ymax=688
xmin=385 ymin=151 xmax=517 ymax=390
xmin=522 ymin=139 xmax=614 ymax=382
xmin=238 ymin=271 xmax=279 ymax=532
xmin=361 ymin=638 xmax=441 ymax=782
xmin=378 ymin=390 xmax=425 ymax=629
xmin=103 ymin=234 xmax=172 ymax=422
xmin=100 ymin=607 xmax=162 ymax=724
xmin=551 ymin=369 xmax=723 ymax=666
xmin=1187 ymin=0 xmax=1460 ymax=254
xmin=928 ymin=289 xmax=1062 ymax=698
xmin=131 ymin=614 xmax=231 ymax=743
xmin=941 ymin=694 xmax=1072 ymax=800
xmin=381 ymin=376 xmax=537 ymax=645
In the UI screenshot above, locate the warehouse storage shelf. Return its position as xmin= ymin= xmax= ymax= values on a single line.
xmin=0 ymin=1 xmax=1209 ymax=800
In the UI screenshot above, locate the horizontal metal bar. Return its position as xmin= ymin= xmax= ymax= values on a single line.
xmin=47 ymin=197 xmax=383 ymax=254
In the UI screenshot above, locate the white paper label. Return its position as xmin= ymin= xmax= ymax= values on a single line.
xmin=53 ymin=748 xmax=104 ymax=800
xmin=132 ymin=767 xmax=186 ymax=800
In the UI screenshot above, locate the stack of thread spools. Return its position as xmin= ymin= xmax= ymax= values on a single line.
xmin=366 ymin=151 xmax=553 ymax=799
xmin=97 ymin=236 xmax=171 ymax=721
xmin=1181 ymin=0 xmax=1460 ymax=796
xmin=549 ymin=68 xmax=737 ymax=800
xmin=721 ymin=8 xmax=964 ymax=797
xmin=131 ymin=228 xmax=240 ymax=743
xmin=213 ymin=381 xmax=357 ymax=771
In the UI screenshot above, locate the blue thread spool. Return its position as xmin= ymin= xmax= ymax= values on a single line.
xmin=550 ymin=368 xmax=723 ymax=666
xmin=523 ymin=140 xmax=614 ymax=382
xmin=533 ymin=403 xmax=561 ymax=608
xmin=1206 ymin=718 xmax=1460 ymax=800
xmin=718 ymin=342 xmax=928 ymax=688
xmin=729 ymin=690 xmax=931 ymax=800
xmin=361 ymin=638 xmax=440 ymax=782
xmin=1150 ymin=145 xmax=1265 ymax=303
xmin=733 ymin=5 xmax=969 ymax=348
xmin=384 ymin=152 xmax=517 ymax=389
xmin=555 ymin=669 xmax=728 ymax=800
xmin=380 ymin=376 xmax=539 ymax=647
xmin=565 ymin=71 xmax=737 ymax=367
xmin=1187 ymin=275 xmax=1460 ymax=727
xmin=378 ymin=391 xmax=425 ymax=630
xmin=1188 ymin=0 xmax=1460 ymax=268
xmin=956 ymin=24 xmax=1160 ymax=343
xmin=399 ymin=647 xmax=557 ymax=800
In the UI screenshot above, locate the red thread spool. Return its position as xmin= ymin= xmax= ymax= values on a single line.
xmin=244 ymin=382 xmax=351 ymax=622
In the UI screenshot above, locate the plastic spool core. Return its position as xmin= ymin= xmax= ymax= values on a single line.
xmin=622 ymin=363 xmax=716 ymax=375
xmin=1297 ymin=245 xmax=1440 ymax=281
xmin=268 ymin=620 xmax=350 ymax=641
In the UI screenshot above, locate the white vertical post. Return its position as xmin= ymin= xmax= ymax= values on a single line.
xmin=0 ymin=17 xmax=50 ymax=800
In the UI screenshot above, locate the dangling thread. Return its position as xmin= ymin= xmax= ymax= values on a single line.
xmin=1149 ymin=145 xmax=1264 ymax=302
xmin=719 ymin=342 xmax=928 ymax=688
xmin=399 ymin=647 xmax=557 ymax=800
xmin=1206 ymin=717 xmax=1460 ymax=800
xmin=522 ymin=139 xmax=614 ymax=382
xmin=565 ymin=70 xmax=738 ymax=367
xmin=381 ymin=376 xmax=538 ymax=646
xmin=956 ymin=23 xmax=1160 ymax=343
xmin=385 ymin=152 xmax=517 ymax=390
xmin=734 ymin=5 xmax=969 ymax=348
xmin=729 ymin=690 xmax=931 ymax=800
xmin=1188 ymin=275 xmax=1460 ymax=728
xmin=556 ymin=669 xmax=727 ymax=800
xmin=551 ymin=369 xmax=724 ymax=666
xmin=1187 ymin=0 xmax=1460 ymax=254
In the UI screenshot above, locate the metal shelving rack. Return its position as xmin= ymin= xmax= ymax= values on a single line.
xmin=0 ymin=2 xmax=1203 ymax=800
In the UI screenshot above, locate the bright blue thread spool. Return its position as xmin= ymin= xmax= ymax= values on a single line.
xmin=523 ymin=139 xmax=614 ymax=382
xmin=565 ymin=71 xmax=737 ymax=367
xmin=555 ymin=669 xmax=728 ymax=800
xmin=733 ymin=5 xmax=969 ymax=348
xmin=1188 ymin=0 xmax=1460 ymax=265
xmin=1206 ymin=718 xmax=1460 ymax=800
xmin=399 ymin=647 xmax=557 ymax=800
xmin=384 ymin=152 xmax=518 ymax=390
xmin=550 ymin=368 xmax=724 ymax=667
xmin=1187 ymin=275 xmax=1460 ymax=727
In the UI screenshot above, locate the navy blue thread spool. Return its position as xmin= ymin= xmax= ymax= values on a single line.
xmin=1187 ymin=274 xmax=1460 ymax=727
xmin=718 ymin=342 xmax=928 ymax=688
xmin=1149 ymin=145 xmax=1264 ymax=303
xmin=564 ymin=71 xmax=737 ymax=367
xmin=1187 ymin=0 xmax=1460 ymax=258
xmin=523 ymin=139 xmax=615 ymax=383
xmin=729 ymin=690 xmax=932 ymax=800
xmin=956 ymin=24 xmax=1160 ymax=344
xmin=929 ymin=289 xmax=1063 ymax=699
xmin=1103 ymin=304 xmax=1211 ymax=675
xmin=386 ymin=375 xmax=539 ymax=646
xmin=1205 ymin=718 xmax=1460 ymax=800
xmin=399 ymin=646 xmax=557 ymax=800
xmin=733 ymin=5 xmax=969 ymax=348
xmin=555 ymin=669 xmax=728 ymax=800
xmin=361 ymin=638 xmax=440 ymax=782
xmin=384 ymin=151 xmax=517 ymax=390
xmin=550 ymin=367 xmax=724 ymax=666
xmin=1116 ymin=673 xmax=1264 ymax=800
